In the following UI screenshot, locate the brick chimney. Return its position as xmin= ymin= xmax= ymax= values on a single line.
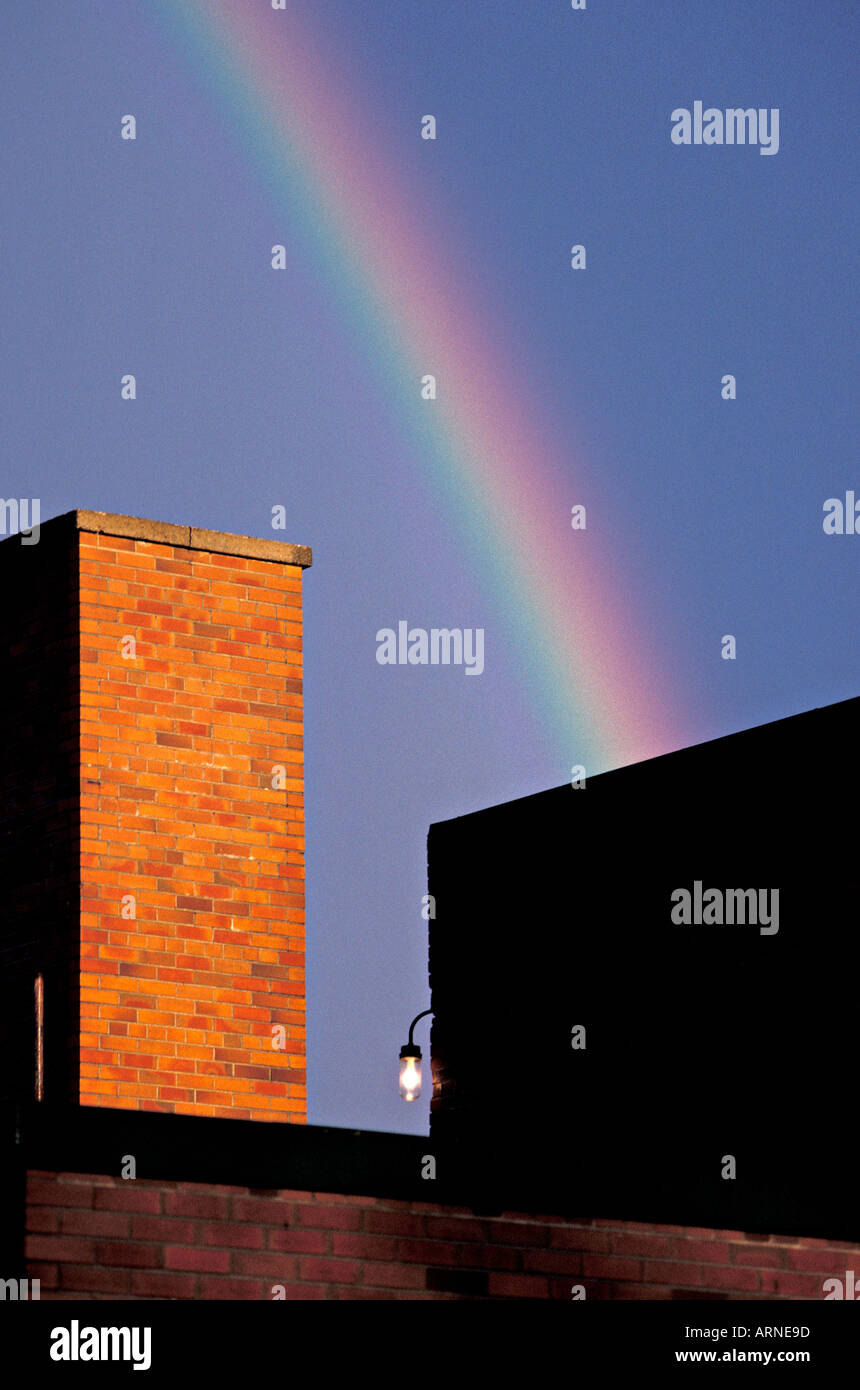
xmin=0 ymin=510 xmax=311 ymax=1123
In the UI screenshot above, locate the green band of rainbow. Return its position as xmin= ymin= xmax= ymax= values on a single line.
xmin=153 ymin=0 xmax=687 ymax=771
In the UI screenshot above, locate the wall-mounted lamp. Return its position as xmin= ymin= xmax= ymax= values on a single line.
xmin=399 ymin=1008 xmax=433 ymax=1101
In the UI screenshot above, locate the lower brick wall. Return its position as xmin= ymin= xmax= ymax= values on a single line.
xmin=24 ymin=1171 xmax=860 ymax=1300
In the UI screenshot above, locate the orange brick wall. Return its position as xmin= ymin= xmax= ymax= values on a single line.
xmin=77 ymin=528 xmax=307 ymax=1121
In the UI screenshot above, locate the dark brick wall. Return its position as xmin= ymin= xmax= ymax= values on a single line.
xmin=25 ymin=1170 xmax=860 ymax=1301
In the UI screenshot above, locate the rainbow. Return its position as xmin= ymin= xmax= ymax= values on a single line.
xmin=152 ymin=0 xmax=686 ymax=771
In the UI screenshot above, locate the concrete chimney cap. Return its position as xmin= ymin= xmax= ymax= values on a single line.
xmin=27 ymin=508 xmax=313 ymax=568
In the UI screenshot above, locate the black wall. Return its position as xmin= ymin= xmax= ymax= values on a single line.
xmin=428 ymin=698 xmax=858 ymax=1237
xmin=0 ymin=520 xmax=81 ymax=1110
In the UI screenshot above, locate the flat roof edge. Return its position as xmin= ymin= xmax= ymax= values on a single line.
xmin=428 ymin=694 xmax=859 ymax=831
xmin=6 ymin=508 xmax=313 ymax=568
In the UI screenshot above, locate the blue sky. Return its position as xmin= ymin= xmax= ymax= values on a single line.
xmin=1 ymin=1 xmax=856 ymax=1134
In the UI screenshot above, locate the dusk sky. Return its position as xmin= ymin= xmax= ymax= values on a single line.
xmin=1 ymin=1 xmax=856 ymax=1135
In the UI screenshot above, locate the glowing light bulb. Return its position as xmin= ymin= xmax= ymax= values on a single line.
xmin=399 ymin=1050 xmax=422 ymax=1101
